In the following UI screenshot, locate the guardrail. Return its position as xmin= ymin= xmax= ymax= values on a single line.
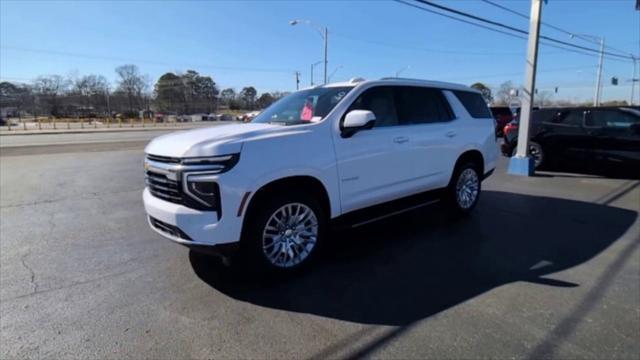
xmin=1 ymin=117 xmax=232 ymax=133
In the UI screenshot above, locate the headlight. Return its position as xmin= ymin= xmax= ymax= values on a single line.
xmin=183 ymin=172 xmax=221 ymax=210
xmin=180 ymin=154 xmax=238 ymax=212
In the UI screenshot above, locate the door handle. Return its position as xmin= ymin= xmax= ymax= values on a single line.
xmin=393 ymin=136 xmax=409 ymax=144
xmin=445 ymin=131 xmax=457 ymax=138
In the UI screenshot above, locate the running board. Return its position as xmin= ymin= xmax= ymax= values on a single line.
xmin=331 ymin=188 xmax=445 ymax=230
xmin=351 ymin=199 xmax=440 ymax=228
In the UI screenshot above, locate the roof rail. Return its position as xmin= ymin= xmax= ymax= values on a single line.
xmin=349 ymin=77 xmax=366 ymax=84
xmin=380 ymin=77 xmax=423 ymax=81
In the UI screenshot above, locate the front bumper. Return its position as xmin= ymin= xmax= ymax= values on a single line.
xmin=143 ymin=188 xmax=243 ymax=247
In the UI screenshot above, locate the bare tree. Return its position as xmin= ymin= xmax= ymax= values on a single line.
xmin=115 ymin=64 xmax=147 ymax=114
xmin=534 ymin=90 xmax=554 ymax=107
xmin=33 ymin=75 xmax=68 ymax=116
xmin=70 ymin=74 xmax=109 ymax=114
xmin=495 ymin=81 xmax=515 ymax=106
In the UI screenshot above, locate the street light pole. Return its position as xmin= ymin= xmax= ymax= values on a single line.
xmin=395 ymin=65 xmax=410 ymax=78
xmin=290 ymin=19 xmax=329 ymax=84
xmin=571 ymin=33 xmax=605 ymax=107
xmin=328 ymin=65 xmax=343 ymax=82
xmin=310 ymin=61 xmax=322 ymax=86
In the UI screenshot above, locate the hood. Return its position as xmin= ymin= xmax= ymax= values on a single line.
xmin=144 ymin=123 xmax=304 ymax=158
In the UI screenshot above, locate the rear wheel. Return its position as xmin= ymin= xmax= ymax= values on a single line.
xmin=445 ymin=161 xmax=481 ymax=216
xmin=242 ymin=191 xmax=326 ymax=272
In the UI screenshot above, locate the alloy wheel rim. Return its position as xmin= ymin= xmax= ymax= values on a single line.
xmin=262 ymin=203 xmax=319 ymax=268
xmin=456 ymin=168 xmax=479 ymax=209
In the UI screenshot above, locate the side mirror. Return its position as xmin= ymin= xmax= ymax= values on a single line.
xmin=341 ymin=110 xmax=376 ymax=138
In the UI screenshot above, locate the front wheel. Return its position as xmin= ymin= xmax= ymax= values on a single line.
xmin=445 ymin=162 xmax=481 ymax=216
xmin=242 ymin=191 xmax=326 ymax=272
xmin=511 ymin=141 xmax=544 ymax=169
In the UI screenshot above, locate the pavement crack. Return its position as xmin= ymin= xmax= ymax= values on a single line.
xmin=19 ymin=252 xmax=38 ymax=293
xmin=1 ymin=188 xmax=143 ymax=209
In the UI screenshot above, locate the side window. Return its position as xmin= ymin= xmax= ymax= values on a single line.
xmin=555 ymin=110 xmax=584 ymax=126
xmin=453 ymin=91 xmax=492 ymax=118
xmin=348 ymin=86 xmax=398 ymax=127
xmin=588 ymin=110 xmax=638 ymax=129
xmin=394 ymin=87 xmax=453 ymax=125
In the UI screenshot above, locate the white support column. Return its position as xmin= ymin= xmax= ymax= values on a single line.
xmin=508 ymin=0 xmax=543 ymax=176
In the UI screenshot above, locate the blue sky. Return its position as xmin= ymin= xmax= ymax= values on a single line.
xmin=1 ymin=0 xmax=638 ymax=102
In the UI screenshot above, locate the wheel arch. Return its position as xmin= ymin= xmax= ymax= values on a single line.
xmin=241 ymin=175 xmax=332 ymax=234
xmin=451 ymin=150 xmax=485 ymax=183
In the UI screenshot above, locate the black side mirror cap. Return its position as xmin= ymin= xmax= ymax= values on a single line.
xmin=340 ymin=119 xmax=375 ymax=138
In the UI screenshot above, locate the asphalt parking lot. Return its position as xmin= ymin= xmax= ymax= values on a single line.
xmin=1 ymin=133 xmax=638 ymax=359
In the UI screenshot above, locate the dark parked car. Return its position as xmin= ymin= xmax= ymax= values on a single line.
xmin=501 ymin=106 xmax=640 ymax=172
xmin=490 ymin=106 xmax=515 ymax=136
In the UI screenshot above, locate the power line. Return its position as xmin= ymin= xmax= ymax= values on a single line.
xmin=446 ymin=65 xmax=597 ymax=82
xmin=394 ymin=0 xmax=631 ymax=64
xmin=0 ymin=46 xmax=294 ymax=73
xmin=332 ymin=31 xmax=529 ymax=56
xmin=480 ymin=0 xmax=636 ymax=57
xmin=402 ymin=0 xmax=634 ymax=61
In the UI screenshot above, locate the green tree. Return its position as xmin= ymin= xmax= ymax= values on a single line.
xmin=257 ymin=92 xmax=276 ymax=109
xmin=470 ymin=82 xmax=493 ymax=104
xmin=239 ymin=86 xmax=257 ymax=109
xmin=154 ymin=72 xmax=184 ymax=112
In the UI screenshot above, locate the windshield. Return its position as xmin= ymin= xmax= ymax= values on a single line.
xmin=252 ymin=86 xmax=353 ymax=125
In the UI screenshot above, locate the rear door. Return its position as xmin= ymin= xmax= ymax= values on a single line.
xmin=392 ymin=86 xmax=458 ymax=190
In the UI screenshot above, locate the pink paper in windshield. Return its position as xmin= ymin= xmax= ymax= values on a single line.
xmin=300 ymin=98 xmax=314 ymax=121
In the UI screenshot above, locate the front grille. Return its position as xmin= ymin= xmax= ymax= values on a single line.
xmin=146 ymin=154 xmax=181 ymax=163
xmin=145 ymin=154 xmax=222 ymax=212
xmin=150 ymin=216 xmax=192 ymax=240
xmin=145 ymin=171 xmax=183 ymax=204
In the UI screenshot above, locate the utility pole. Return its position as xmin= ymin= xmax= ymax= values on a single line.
xmin=105 ymin=87 xmax=111 ymax=117
xmin=508 ymin=0 xmax=542 ymax=176
xmin=295 ymin=71 xmax=300 ymax=91
xmin=323 ymin=27 xmax=328 ymax=84
xmin=631 ymin=58 xmax=638 ymax=105
xmin=594 ymin=38 xmax=605 ymax=106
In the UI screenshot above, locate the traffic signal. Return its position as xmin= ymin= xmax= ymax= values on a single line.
xmin=611 ymin=77 xmax=619 ymax=85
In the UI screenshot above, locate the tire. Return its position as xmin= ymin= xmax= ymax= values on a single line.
xmin=511 ymin=141 xmax=544 ymax=169
xmin=444 ymin=161 xmax=482 ymax=216
xmin=241 ymin=190 xmax=326 ymax=272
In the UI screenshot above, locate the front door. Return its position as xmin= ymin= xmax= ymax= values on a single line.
xmin=332 ymin=86 xmax=417 ymax=214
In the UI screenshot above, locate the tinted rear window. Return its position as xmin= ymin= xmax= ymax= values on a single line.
xmin=454 ymin=91 xmax=492 ymax=118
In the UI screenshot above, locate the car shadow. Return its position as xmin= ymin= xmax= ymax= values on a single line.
xmin=189 ymin=190 xmax=637 ymax=326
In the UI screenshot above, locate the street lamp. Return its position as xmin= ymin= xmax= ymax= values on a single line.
xmin=310 ymin=61 xmax=322 ymax=86
xmin=328 ymin=65 xmax=343 ymax=82
xmin=395 ymin=65 xmax=410 ymax=78
xmin=290 ymin=19 xmax=328 ymax=84
xmin=570 ymin=33 xmax=605 ymax=107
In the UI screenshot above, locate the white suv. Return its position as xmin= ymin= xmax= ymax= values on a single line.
xmin=143 ymin=78 xmax=497 ymax=271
